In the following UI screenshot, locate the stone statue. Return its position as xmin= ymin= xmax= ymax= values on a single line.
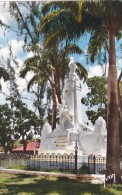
xmin=94 ymin=116 xmax=107 ymax=136
xmin=60 ymin=105 xmax=73 ymax=127
xmin=41 ymin=123 xmax=52 ymax=137
xmin=57 ymin=97 xmax=73 ymax=128
xmin=93 ymin=116 xmax=107 ymax=154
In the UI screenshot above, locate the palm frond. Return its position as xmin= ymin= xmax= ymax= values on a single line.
xmin=61 ymin=44 xmax=83 ymax=57
xmin=87 ymin=27 xmax=108 ymax=63
xmin=40 ymin=9 xmax=71 ymax=34
xmin=76 ymin=0 xmax=84 ymax=23
xmin=20 ymin=56 xmax=41 ymax=78
xmin=41 ymin=2 xmax=63 ymax=15
xmin=44 ymin=27 xmax=66 ymax=48
xmin=20 ymin=66 xmax=31 ymax=78
xmin=27 ymin=75 xmax=39 ymax=91
xmin=76 ymin=62 xmax=88 ymax=82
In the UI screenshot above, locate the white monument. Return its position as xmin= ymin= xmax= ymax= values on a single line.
xmin=40 ymin=60 xmax=107 ymax=158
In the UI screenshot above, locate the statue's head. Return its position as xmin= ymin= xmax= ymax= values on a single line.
xmin=68 ymin=61 xmax=77 ymax=71
xmin=68 ymin=57 xmax=77 ymax=73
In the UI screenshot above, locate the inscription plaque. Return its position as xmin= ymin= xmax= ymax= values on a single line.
xmin=54 ymin=135 xmax=67 ymax=147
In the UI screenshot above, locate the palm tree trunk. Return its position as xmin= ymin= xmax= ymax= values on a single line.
xmin=55 ymin=74 xmax=62 ymax=104
xmin=106 ymin=28 xmax=121 ymax=183
xmin=118 ymin=71 xmax=122 ymax=154
xmin=51 ymin=83 xmax=57 ymax=130
xmin=118 ymin=70 xmax=122 ymax=122
xmin=54 ymin=55 xmax=62 ymax=104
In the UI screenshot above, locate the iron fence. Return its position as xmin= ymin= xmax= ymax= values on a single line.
xmin=0 ymin=154 xmax=31 ymax=170
xmin=0 ymin=153 xmax=76 ymax=173
xmin=88 ymin=154 xmax=106 ymax=174
xmin=0 ymin=153 xmax=109 ymax=174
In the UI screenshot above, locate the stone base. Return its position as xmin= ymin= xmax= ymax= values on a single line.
xmin=40 ymin=122 xmax=107 ymax=158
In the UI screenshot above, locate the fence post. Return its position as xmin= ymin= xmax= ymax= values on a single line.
xmin=93 ymin=155 xmax=96 ymax=174
xmin=74 ymin=140 xmax=78 ymax=174
xmin=88 ymin=155 xmax=89 ymax=168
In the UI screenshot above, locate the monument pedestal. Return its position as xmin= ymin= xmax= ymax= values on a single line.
xmin=41 ymin=126 xmax=80 ymax=155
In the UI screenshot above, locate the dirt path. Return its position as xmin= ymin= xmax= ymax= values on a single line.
xmin=0 ymin=168 xmax=104 ymax=184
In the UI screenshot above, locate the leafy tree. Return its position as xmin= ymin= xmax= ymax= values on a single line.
xmin=82 ymin=76 xmax=122 ymax=146
xmin=9 ymin=2 xmax=42 ymax=51
xmin=0 ymin=102 xmax=40 ymax=153
xmin=0 ymin=104 xmax=17 ymax=154
xmin=1 ymin=47 xmax=40 ymax=152
xmin=31 ymin=84 xmax=48 ymax=129
xmin=82 ymin=76 xmax=107 ymax=125
xmin=0 ymin=67 xmax=9 ymax=91
xmin=13 ymin=101 xmax=40 ymax=152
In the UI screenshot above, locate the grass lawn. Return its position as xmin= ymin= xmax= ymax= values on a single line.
xmin=0 ymin=173 xmax=122 ymax=195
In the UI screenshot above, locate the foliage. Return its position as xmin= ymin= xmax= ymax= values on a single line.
xmin=0 ymin=47 xmax=41 ymax=153
xmin=0 ymin=67 xmax=9 ymax=91
xmin=13 ymin=140 xmax=22 ymax=149
xmin=0 ymin=104 xmax=15 ymax=154
xmin=82 ymin=76 xmax=107 ymax=125
xmin=78 ymin=164 xmax=93 ymax=174
xmin=20 ymin=43 xmax=87 ymax=129
xmin=0 ymin=100 xmax=40 ymax=154
xmin=8 ymin=2 xmax=87 ymax=129
xmin=9 ymin=2 xmax=42 ymax=51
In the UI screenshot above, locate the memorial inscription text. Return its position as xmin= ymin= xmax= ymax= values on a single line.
xmin=54 ymin=135 xmax=67 ymax=147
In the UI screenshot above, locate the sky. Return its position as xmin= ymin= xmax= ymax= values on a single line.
xmin=0 ymin=1 xmax=122 ymax=128
xmin=0 ymin=2 xmax=35 ymax=106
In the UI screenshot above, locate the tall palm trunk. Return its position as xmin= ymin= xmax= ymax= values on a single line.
xmin=55 ymin=73 xmax=62 ymax=104
xmin=118 ymin=71 xmax=122 ymax=122
xmin=106 ymin=28 xmax=121 ymax=183
xmin=51 ymin=83 xmax=57 ymax=130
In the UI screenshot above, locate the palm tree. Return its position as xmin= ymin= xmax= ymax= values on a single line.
xmin=118 ymin=71 xmax=122 ymax=122
xmin=8 ymin=1 xmax=87 ymax=130
xmin=40 ymin=1 xmax=122 ymax=183
xmin=85 ymin=0 xmax=122 ymax=184
xmin=20 ymin=44 xmax=87 ymax=130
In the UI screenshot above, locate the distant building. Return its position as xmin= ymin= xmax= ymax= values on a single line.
xmin=12 ymin=141 xmax=40 ymax=155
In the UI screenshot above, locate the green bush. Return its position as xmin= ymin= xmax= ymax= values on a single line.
xmin=78 ymin=164 xmax=93 ymax=174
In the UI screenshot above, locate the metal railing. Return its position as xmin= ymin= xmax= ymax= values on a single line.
xmin=88 ymin=154 xmax=106 ymax=174
xmin=0 ymin=154 xmax=31 ymax=170
xmin=0 ymin=153 xmax=114 ymax=175
xmin=0 ymin=152 xmax=76 ymax=173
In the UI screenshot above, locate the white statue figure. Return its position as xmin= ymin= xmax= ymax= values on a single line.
xmin=93 ymin=116 xmax=107 ymax=154
xmin=56 ymin=96 xmax=73 ymax=128
xmin=57 ymin=98 xmax=65 ymax=118
xmin=94 ymin=116 xmax=107 ymax=136
xmin=42 ymin=123 xmax=52 ymax=137
xmin=60 ymin=105 xmax=73 ymax=127
xmin=68 ymin=60 xmax=78 ymax=80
